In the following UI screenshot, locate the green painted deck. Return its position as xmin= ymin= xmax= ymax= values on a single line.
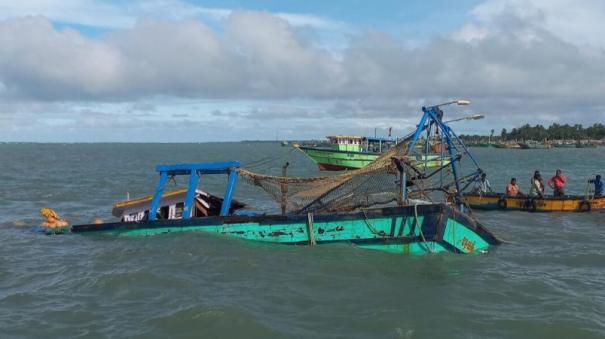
xmin=297 ymin=146 xmax=377 ymax=170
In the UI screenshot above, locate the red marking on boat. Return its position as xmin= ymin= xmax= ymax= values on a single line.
xmin=317 ymin=163 xmax=357 ymax=171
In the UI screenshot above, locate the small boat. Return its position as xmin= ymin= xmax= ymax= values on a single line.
xmin=553 ymin=142 xmax=575 ymax=148
xmin=492 ymin=143 xmax=521 ymax=149
xmin=519 ymin=141 xmax=551 ymax=149
xmin=71 ymin=161 xmax=500 ymax=255
xmin=576 ymin=143 xmax=597 ymax=148
xmin=296 ymin=135 xmax=450 ymax=171
xmin=281 ymin=141 xmax=289 ymax=147
xmin=463 ymin=193 xmax=605 ymax=212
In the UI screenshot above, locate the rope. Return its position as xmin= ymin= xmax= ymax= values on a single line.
xmin=360 ymin=209 xmax=382 ymax=235
xmin=414 ymin=203 xmax=433 ymax=253
xmin=244 ymin=147 xmax=297 ymax=170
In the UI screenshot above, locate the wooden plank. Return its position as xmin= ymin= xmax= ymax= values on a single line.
xmin=307 ymin=212 xmax=316 ymax=245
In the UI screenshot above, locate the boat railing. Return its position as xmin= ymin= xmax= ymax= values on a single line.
xmin=148 ymin=161 xmax=240 ymax=221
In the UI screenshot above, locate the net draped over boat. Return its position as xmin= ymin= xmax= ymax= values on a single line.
xmin=236 ymin=140 xmax=458 ymax=214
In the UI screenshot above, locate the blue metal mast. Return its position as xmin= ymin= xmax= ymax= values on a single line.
xmin=406 ymin=103 xmax=482 ymax=209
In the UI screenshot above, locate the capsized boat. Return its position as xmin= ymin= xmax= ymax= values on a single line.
xmin=463 ymin=193 xmax=605 ymax=212
xmin=70 ymin=101 xmax=501 ymax=255
xmin=72 ymin=161 xmax=500 ymax=254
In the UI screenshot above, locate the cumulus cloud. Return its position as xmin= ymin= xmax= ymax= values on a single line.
xmin=0 ymin=1 xmax=604 ymax=141
xmin=1 ymin=8 xmax=604 ymax=102
xmin=472 ymin=0 xmax=605 ymax=48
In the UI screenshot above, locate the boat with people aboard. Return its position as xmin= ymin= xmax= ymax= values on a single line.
xmin=464 ymin=193 xmax=605 ymax=212
xmin=295 ymin=135 xmax=451 ymax=171
xmin=55 ymin=101 xmax=503 ymax=255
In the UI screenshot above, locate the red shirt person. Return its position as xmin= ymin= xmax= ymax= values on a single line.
xmin=548 ymin=169 xmax=567 ymax=197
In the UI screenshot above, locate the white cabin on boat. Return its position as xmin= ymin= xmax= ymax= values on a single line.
xmin=112 ymin=188 xmax=245 ymax=222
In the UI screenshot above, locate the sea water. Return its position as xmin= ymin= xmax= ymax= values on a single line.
xmin=0 ymin=143 xmax=604 ymax=338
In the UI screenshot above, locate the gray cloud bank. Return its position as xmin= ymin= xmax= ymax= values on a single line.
xmin=0 ymin=2 xmax=604 ymax=140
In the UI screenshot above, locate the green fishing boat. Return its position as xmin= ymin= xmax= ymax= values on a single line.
xmin=296 ymin=135 xmax=389 ymax=170
xmin=296 ymin=135 xmax=450 ymax=171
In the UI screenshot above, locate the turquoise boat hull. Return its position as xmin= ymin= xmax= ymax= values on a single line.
xmin=72 ymin=204 xmax=500 ymax=255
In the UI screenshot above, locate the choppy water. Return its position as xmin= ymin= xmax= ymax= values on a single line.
xmin=1 ymin=143 xmax=604 ymax=338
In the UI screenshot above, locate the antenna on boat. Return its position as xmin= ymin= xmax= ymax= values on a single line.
xmin=435 ymin=99 xmax=471 ymax=107
xmin=445 ymin=114 xmax=485 ymax=123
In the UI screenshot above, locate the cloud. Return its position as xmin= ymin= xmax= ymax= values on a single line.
xmin=471 ymin=0 xmax=605 ymax=48
xmin=3 ymin=8 xmax=604 ymax=103
xmin=1 ymin=1 xmax=605 ymax=141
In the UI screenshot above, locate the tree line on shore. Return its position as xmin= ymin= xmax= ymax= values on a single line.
xmin=460 ymin=123 xmax=605 ymax=142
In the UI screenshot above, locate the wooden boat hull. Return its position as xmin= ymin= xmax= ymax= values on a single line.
xmin=464 ymin=193 xmax=605 ymax=212
xmin=72 ymin=204 xmax=500 ymax=255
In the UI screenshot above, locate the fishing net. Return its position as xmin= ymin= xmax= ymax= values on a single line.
xmin=236 ymin=139 xmax=460 ymax=214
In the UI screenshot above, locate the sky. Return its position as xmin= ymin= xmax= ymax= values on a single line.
xmin=1 ymin=0 xmax=604 ymax=142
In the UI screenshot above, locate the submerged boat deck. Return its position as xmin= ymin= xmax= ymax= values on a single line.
xmin=73 ymin=204 xmax=500 ymax=255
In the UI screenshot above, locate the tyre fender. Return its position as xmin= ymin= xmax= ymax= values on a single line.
xmin=497 ymin=198 xmax=507 ymax=210
xmin=524 ymin=198 xmax=537 ymax=212
xmin=579 ymin=200 xmax=591 ymax=212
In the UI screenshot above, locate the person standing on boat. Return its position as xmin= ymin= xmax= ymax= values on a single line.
xmin=548 ymin=169 xmax=567 ymax=197
xmin=589 ymin=174 xmax=603 ymax=196
xmin=529 ymin=171 xmax=544 ymax=198
xmin=506 ymin=178 xmax=523 ymax=197
xmin=473 ymin=172 xmax=493 ymax=194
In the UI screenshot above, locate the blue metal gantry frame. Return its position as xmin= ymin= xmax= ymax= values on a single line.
xmin=148 ymin=161 xmax=240 ymax=221
xmin=406 ymin=105 xmax=482 ymax=206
